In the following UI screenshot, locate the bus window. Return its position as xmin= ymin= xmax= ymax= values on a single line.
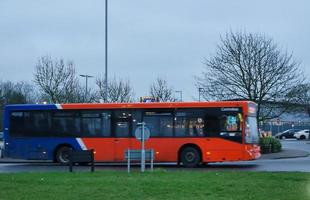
xmin=245 ymin=116 xmax=259 ymax=144
xmin=175 ymin=110 xmax=205 ymax=137
xmin=11 ymin=111 xmax=52 ymax=137
xmin=131 ymin=110 xmax=142 ymax=137
xmin=218 ymin=114 xmax=242 ymax=142
xmin=204 ymin=108 xmax=243 ymax=143
xmin=81 ymin=111 xmax=111 ymax=137
xmin=27 ymin=112 xmax=51 ymax=136
xmin=113 ymin=110 xmax=131 ymax=137
xmin=52 ymin=111 xmax=81 ymax=137
xmin=144 ymin=111 xmax=173 ymax=137
xmin=204 ymin=114 xmax=220 ymax=137
xmin=10 ymin=112 xmax=24 ymax=137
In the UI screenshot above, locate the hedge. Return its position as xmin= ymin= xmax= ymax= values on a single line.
xmin=259 ymin=137 xmax=282 ymax=154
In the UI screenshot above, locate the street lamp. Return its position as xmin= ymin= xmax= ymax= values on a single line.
xmin=175 ymin=90 xmax=183 ymax=102
xmin=0 ymin=96 xmax=7 ymax=105
xmin=80 ymin=74 xmax=94 ymax=102
xmin=104 ymin=0 xmax=108 ymax=102
xmin=198 ymin=88 xmax=205 ymax=102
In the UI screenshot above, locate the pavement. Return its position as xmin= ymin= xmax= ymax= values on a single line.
xmin=259 ymin=148 xmax=309 ymax=160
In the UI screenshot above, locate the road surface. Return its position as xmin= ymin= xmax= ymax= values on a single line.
xmin=0 ymin=140 xmax=309 ymax=173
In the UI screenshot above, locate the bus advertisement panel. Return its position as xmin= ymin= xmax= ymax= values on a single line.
xmin=2 ymin=101 xmax=260 ymax=167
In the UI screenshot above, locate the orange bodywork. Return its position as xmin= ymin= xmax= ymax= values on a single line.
xmin=82 ymin=137 xmax=260 ymax=163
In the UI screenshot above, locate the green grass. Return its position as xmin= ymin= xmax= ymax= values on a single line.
xmin=0 ymin=170 xmax=310 ymax=200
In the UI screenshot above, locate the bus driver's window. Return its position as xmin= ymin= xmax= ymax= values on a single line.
xmin=219 ymin=113 xmax=242 ymax=142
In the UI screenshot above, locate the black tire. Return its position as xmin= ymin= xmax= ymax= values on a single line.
xmin=300 ymin=135 xmax=306 ymax=140
xmin=180 ymin=146 xmax=201 ymax=168
xmin=55 ymin=146 xmax=73 ymax=165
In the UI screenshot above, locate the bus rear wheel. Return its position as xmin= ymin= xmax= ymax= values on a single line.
xmin=55 ymin=146 xmax=73 ymax=165
xmin=180 ymin=146 xmax=201 ymax=168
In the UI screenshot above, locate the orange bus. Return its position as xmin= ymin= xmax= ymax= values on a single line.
xmin=3 ymin=101 xmax=260 ymax=167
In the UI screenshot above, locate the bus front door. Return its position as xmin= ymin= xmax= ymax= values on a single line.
xmin=113 ymin=111 xmax=132 ymax=161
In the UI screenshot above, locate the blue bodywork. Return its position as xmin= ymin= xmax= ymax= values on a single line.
xmin=3 ymin=104 xmax=82 ymax=160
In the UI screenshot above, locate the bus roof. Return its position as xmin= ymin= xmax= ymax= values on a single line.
xmin=5 ymin=101 xmax=254 ymax=111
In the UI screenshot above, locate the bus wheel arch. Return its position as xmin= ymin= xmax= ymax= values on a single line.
xmin=178 ymin=144 xmax=202 ymax=168
xmin=54 ymin=144 xmax=74 ymax=165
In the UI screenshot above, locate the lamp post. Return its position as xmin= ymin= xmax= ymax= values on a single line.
xmin=198 ymin=88 xmax=204 ymax=102
xmin=0 ymin=96 xmax=6 ymax=104
xmin=105 ymin=0 xmax=108 ymax=102
xmin=80 ymin=74 xmax=94 ymax=102
xmin=175 ymin=90 xmax=183 ymax=102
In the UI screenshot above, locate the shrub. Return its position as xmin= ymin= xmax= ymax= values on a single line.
xmin=259 ymin=137 xmax=282 ymax=154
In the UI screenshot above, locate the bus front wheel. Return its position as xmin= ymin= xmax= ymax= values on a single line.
xmin=180 ymin=146 xmax=201 ymax=168
xmin=55 ymin=146 xmax=73 ymax=165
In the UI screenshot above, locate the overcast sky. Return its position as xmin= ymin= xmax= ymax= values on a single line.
xmin=0 ymin=0 xmax=309 ymax=101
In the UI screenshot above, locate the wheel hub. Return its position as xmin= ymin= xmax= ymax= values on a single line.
xmin=185 ymin=152 xmax=195 ymax=162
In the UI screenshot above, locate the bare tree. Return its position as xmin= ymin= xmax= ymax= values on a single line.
xmin=34 ymin=55 xmax=83 ymax=103
xmin=286 ymin=83 xmax=310 ymax=117
xmin=0 ymin=80 xmax=38 ymax=130
xmin=0 ymin=81 xmax=37 ymax=104
xmin=196 ymin=31 xmax=302 ymax=120
xmin=96 ymin=77 xmax=134 ymax=103
xmin=150 ymin=77 xmax=176 ymax=102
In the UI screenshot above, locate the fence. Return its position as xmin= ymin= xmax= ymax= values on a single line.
xmin=260 ymin=120 xmax=310 ymax=135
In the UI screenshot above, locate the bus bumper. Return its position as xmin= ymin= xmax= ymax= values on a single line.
xmin=245 ymin=144 xmax=261 ymax=160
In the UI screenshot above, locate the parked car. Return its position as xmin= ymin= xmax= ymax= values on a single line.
xmin=274 ymin=129 xmax=300 ymax=139
xmin=294 ymin=129 xmax=310 ymax=140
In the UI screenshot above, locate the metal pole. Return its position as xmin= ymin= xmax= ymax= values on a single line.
xmin=198 ymin=88 xmax=202 ymax=102
xmin=85 ymin=76 xmax=88 ymax=101
xmin=181 ymin=91 xmax=183 ymax=102
xmin=80 ymin=74 xmax=93 ymax=102
xmin=175 ymin=91 xmax=182 ymax=102
xmin=151 ymin=150 xmax=153 ymax=172
xmin=141 ymin=122 xmax=145 ymax=172
xmin=127 ymin=149 xmax=130 ymax=173
xmin=105 ymin=0 xmax=108 ymax=102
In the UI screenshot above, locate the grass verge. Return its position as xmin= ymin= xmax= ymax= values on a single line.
xmin=0 ymin=170 xmax=309 ymax=200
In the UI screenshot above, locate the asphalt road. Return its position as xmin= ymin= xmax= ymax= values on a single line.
xmin=0 ymin=140 xmax=309 ymax=173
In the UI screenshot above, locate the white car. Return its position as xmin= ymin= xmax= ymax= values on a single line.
xmin=294 ymin=129 xmax=310 ymax=140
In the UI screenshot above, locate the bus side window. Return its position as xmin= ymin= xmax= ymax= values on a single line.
xmin=204 ymin=115 xmax=220 ymax=137
xmin=31 ymin=112 xmax=51 ymax=136
xmin=52 ymin=111 xmax=81 ymax=137
xmin=131 ymin=110 xmax=142 ymax=137
xmin=101 ymin=112 xmax=111 ymax=137
xmin=143 ymin=111 xmax=173 ymax=137
xmin=175 ymin=110 xmax=205 ymax=137
xmin=113 ymin=110 xmax=131 ymax=138
xmin=10 ymin=112 xmax=24 ymax=137
xmin=81 ymin=111 xmax=111 ymax=137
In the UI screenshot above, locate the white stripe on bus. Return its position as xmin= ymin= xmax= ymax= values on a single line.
xmin=55 ymin=104 xmax=63 ymax=109
xmin=76 ymin=138 xmax=87 ymax=150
